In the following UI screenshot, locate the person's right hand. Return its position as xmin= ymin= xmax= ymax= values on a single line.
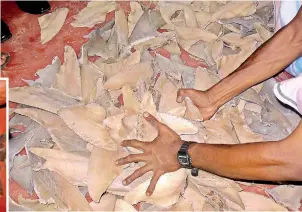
xmin=177 ymin=88 xmax=218 ymax=120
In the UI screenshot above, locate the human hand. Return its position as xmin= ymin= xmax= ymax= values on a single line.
xmin=116 ymin=112 xmax=183 ymax=196
xmin=177 ymin=88 xmax=218 ymax=120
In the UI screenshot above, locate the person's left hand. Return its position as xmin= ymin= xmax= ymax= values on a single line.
xmin=115 ymin=112 xmax=183 ymax=196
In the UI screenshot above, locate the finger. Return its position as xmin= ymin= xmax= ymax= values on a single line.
xmin=121 ymin=139 xmax=148 ymax=151
xmin=116 ymin=153 xmax=146 ymax=166
xmin=176 ymin=88 xmax=195 ymax=103
xmin=146 ymin=171 xmax=162 ymax=196
xmin=123 ymin=164 xmax=152 ymax=185
xmin=143 ymin=112 xmax=163 ymax=130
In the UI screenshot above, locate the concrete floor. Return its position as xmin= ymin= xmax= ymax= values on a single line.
xmin=1 ymin=0 xmax=299 ymax=210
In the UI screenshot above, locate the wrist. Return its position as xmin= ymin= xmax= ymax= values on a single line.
xmin=177 ymin=141 xmax=195 ymax=169
xmin=188 ymin=142 xmax=198 ymax=167
xmin=206 ymin=87 xmax=222 ymax=110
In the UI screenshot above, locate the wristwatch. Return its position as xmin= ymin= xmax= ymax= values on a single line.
xmin=177 ymin=141 xmax=199 ymax=176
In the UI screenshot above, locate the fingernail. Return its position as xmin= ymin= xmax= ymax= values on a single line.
xmin=146 ymin=192 xmax=151 ymax=196
xmin=122 ymin=180 xmax=126 ymax=185
xmin=115 ymin=160 xmax=119 ymax=165
xmin=143 ymin=112 xmax=149 ymax=118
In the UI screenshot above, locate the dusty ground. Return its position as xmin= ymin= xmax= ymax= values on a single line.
xmin=1 ymin=0 xmax=300 ymax=210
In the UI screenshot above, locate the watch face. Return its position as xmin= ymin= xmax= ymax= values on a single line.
xmin=178 ymin=154 xmax=189 ymax=166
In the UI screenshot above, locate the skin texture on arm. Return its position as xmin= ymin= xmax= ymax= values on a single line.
xmin=209 ymin=7 xmax=302 ymax=109
xmin=188 ymin=121 xmax=302 ymax=181
xmin=177 ymin=7 xmax=302 ymax=120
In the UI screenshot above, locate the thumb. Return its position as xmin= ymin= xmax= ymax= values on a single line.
xmin=177 ymin=88 xmax=197 ymax=103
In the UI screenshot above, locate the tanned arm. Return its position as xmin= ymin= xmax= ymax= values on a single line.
xmin=177 ymin=7 xmax=302 ymax=120
xmin=189 ymin=121 xmax=302 ymax=181
xmin=209 ymin=7 xmax=302 ymax=109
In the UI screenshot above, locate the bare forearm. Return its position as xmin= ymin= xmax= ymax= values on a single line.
xmin=188 ymin=121 xmax=302 ymax=181
xmin=208 ymin=10 xmax=302 ymax=108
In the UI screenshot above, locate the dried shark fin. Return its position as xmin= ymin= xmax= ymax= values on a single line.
xmin=261 ymin=100 xmax=293 ymax=134
xmin=53 ymin=45 xmax=82 ymax=99
xmin=23 ymin=123 xmax=54 ymax=173
xmin=71 ymin=1 xmax=115 ymax=28
xmin=129 ymin=10 xmax=165 ymax=46
xmin=195 ymin=11 xmax=213 ymax=28
xmin=203 ymin=115 xmax=239 ymax=144
xmin=128 ymin=2 xmax=144 ymax=38
xmin=219 ymin=47 xmax=256 ymax=78
xmin=157 ymin=113 xmax=199 ymax=135
xmin=158 ymin=78 xmax=185 ymax=115
xmin=82 ymin=20 xmax=115 ymax=57
xmin=194 ymin=67 xmax=218 ymax=91
xmin=95 ymin=50 xmax=141 ymax=79
xmin=228 ymin=107 xmax=263 ymax=143
xmin=182 ymin=181 xmax=206 ymax=211
xmin=163 ymin=42 xmax=181 ymax=55
xmin=168 ymin=197 xmax=194 ymax=211
xmin=153 ymin=54 xmax=196 ymax=88
xmin=9 ymin=197 xmax=31 ymax=211
xmin=104 ymin=62 xmax=153 ymax=90
xmin=115 ymin=7 xmax=130 ymax=60
xmin=240 ymin=88 xmax=264 ymax=106
xmin=104 ymin=113 xmax=132 ymax=143
xmin=33 ymin=170 xmax=92 ymax=211
xmin=124 ymin=169 xmax=187 ymax=207
xmin=188 ymin=41 xmax=216 ymax=66
xmin=183 ymin=5 xmax=198 ymax=28
xmin=243 ymin=110 xmax=288 ymax=141
xmin=14 ymin=108 xmax=89 ymax=154
xmin=266 ymin=185 xmax=302 ymax=211
xmin=220 ymin=33 xmax=260 ymax=49
xmin=189 ymin=170 xmax=244 ymax=209
xmin=58 ymin=104 xmax=117 ymax=150
xmin=133 ymin=31 xmax=177 ymax=52
xmin=212 ymin=1 xmax=256 ymax=21
xmin=9 ymin=115 xmax=38 ymax=170
xmin=10 ymin=155 xmax=33 ymax=193
xmin=90 ymin=193 xmax=117 ymax=211
xmin=158 ymin=2 xmax=186 ymax=25
xmin=254 ymin=23 xmax=272 ymax=42
xmin=18 ymin=195 xmax=58 ymax=211
xmin=88 ymin=146 xmax=126 ymax=202
xmin=176 ymin=26 xmax=218 ymax=42
xmin=122 ymin=85 xmax=140 ymax=115
xmin=167 ymin=107 xmax=187 ymax=117
xmin=9 ymin=86 xmax=79 ymax=113
xmin=30 ymin=148 xmax=89 ymax=186
xmin=140 ymin=91 xmax=157 ymax=116
xmin=239 ymin=192 xmax=287 ymax=211
xmin=38 ymin=8 xmax=68 ymax=44
xmin=22 ymin=56 xmax=61 ymax=87
xmin=115 ymin=199 xmax=138 ymax=211
xmin=80 ymin=60 xmax=104 ymax=104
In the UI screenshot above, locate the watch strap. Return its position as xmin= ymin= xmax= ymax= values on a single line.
xmin=178 ymin=141 xmax=199 ymax=176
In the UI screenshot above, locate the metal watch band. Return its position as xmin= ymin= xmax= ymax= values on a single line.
xmin=178 ymin=142 xmax=199 ymax=176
